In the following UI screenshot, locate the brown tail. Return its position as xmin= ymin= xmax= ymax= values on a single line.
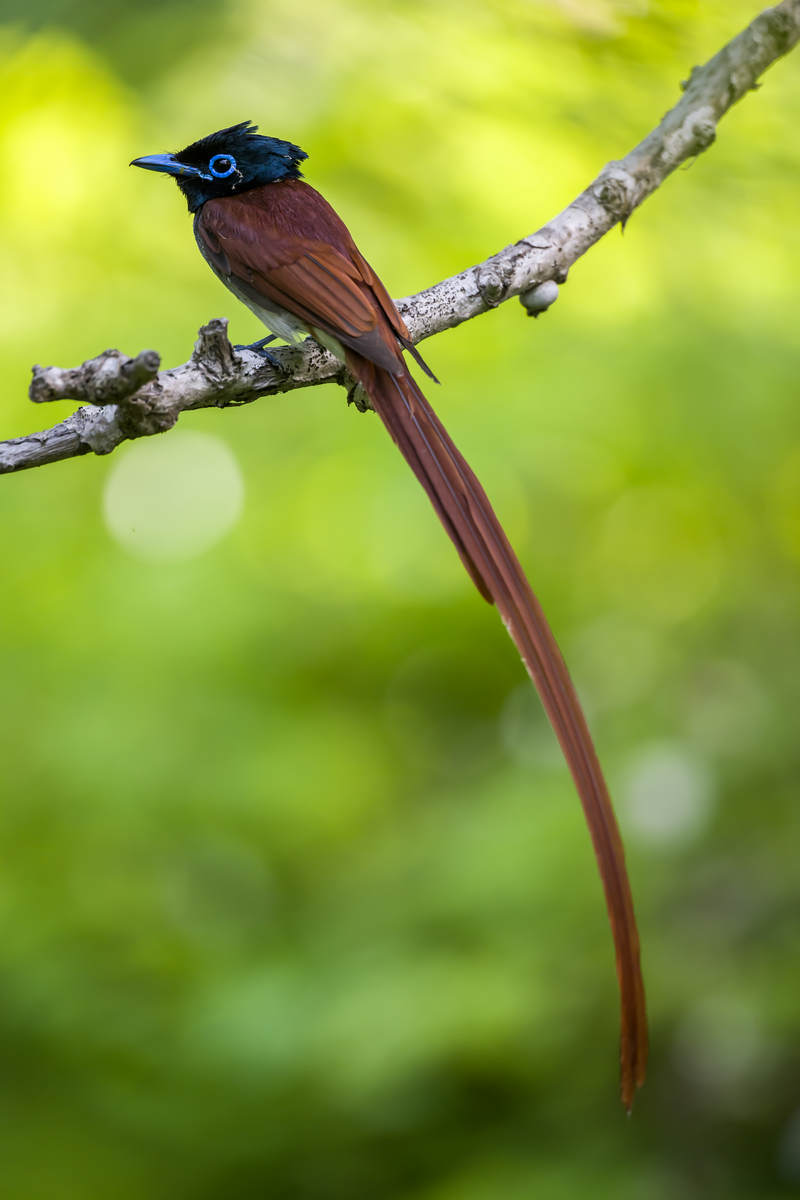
xmin=348 ymin=354 xmax=648 ymax=1108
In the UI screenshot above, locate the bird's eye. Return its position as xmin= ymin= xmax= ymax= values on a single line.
xmin=209 ymin=154 xmax=236 ymax=178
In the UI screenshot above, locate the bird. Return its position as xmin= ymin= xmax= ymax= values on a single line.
xmin=131 ymin=120 xmax=647 ymax=1107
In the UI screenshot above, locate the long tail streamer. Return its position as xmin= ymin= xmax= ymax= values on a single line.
xmin=348 ymin=354 xmax=648 ymax=1108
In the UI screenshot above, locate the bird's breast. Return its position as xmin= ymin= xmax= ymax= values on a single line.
xmin=193 ymin=211 xmax=308 ymax=345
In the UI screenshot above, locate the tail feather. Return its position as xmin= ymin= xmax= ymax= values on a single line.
xmin=348 ymin=354 xmax=648 ymax=1108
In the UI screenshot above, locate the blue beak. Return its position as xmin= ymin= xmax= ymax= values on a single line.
xmin=130 ymin=153 xmax=212 ymax=181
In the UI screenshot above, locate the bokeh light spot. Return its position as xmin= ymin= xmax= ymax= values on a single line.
xmin=622 ymin=741 xmax=715 ymax=845
xmin=103 ymin=430 xmax=244 ymax=561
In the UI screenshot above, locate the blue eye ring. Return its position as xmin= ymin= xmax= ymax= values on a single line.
xmin=209 ymin=154 xmax=237 ymax=178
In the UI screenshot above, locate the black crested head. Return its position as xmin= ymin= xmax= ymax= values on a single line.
xmin=131 ymin=121 xmax=308 ymax=212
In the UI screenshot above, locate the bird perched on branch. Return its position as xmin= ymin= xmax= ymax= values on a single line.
xmin=132 ymin=121 xmax=647 ymax=1107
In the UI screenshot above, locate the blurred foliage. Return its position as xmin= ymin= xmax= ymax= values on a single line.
xmin=1 ymin=1 xmax=799 ymax=1197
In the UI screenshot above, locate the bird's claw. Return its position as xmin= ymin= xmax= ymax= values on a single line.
xmin=234 ymin=335 xmax=282 ymax=369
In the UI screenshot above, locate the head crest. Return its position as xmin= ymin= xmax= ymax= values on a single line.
xmin=132 ymin=121 xmax=309 ymax=211
xmin=177 ymin=121 xmax=307 ymax=171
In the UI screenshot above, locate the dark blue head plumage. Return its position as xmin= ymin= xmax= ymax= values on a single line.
xmin=131 ymin=121 xmax=307 ymax=212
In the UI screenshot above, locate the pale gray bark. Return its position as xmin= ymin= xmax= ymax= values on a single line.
xmin=2 ymin=0 xmax=798 ymax=476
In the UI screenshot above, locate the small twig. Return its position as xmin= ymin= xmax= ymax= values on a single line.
xmin=29 ymin=349 xmax=161 ymax=406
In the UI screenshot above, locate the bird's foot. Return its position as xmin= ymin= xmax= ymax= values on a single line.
xmin=234 ymin=335 xmax=282 ymax=369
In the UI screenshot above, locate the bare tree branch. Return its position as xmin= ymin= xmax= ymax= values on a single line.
xmin=2 ymin=0 xmax=798 ymax=476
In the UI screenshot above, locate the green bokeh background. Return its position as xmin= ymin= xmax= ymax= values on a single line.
xmin=1 ymin=2 xmax=799 ymax=1196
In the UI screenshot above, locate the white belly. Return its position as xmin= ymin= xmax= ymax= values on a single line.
xmin=224 ymin=276 xmax=309 ymax=345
